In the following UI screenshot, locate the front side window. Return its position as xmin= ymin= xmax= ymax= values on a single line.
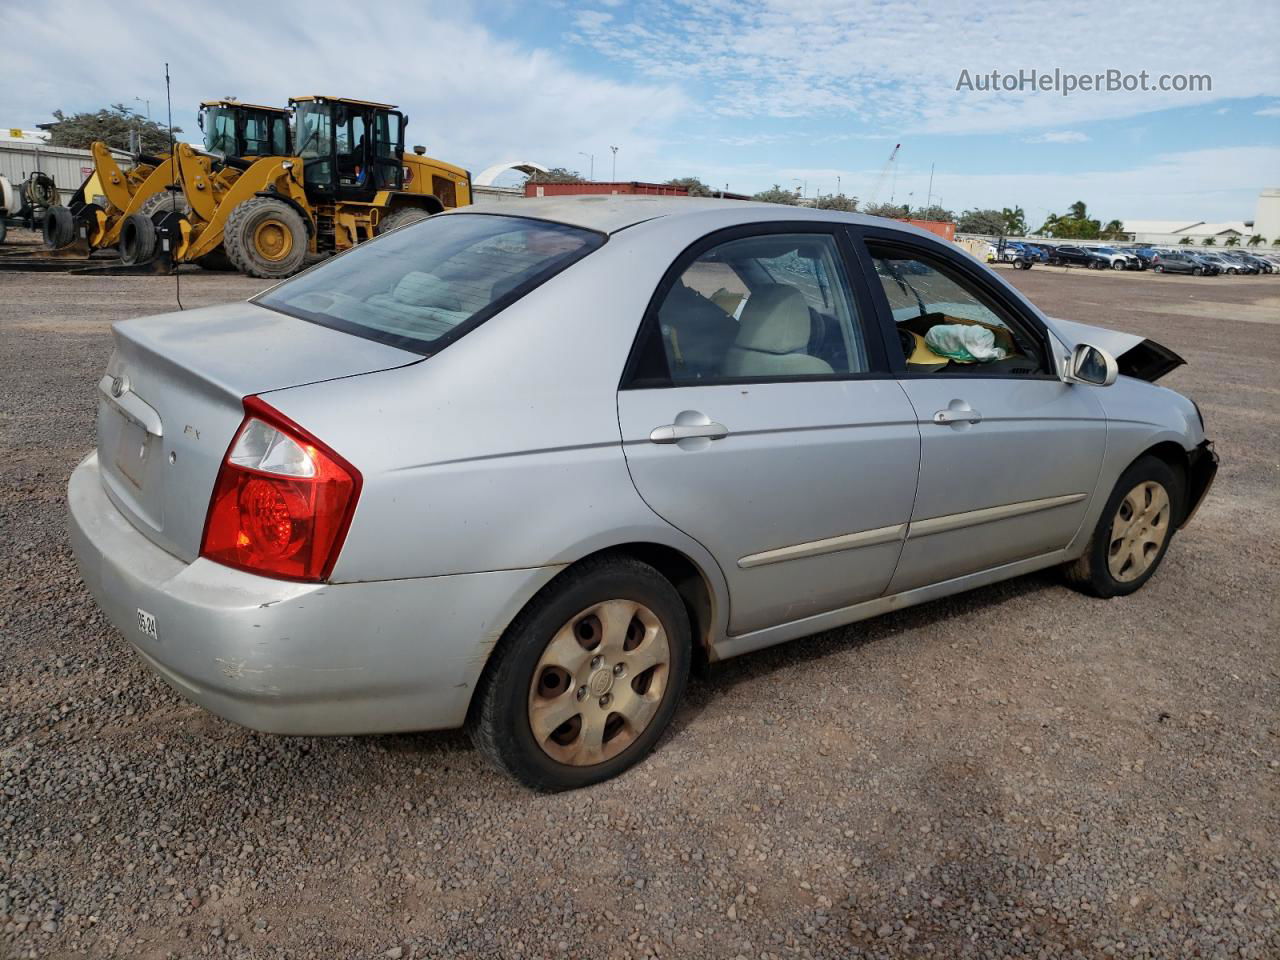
xmin=869 ymin=246 xmax=1045 ymax=376
xmin=295 ymin=103 xmax=333 ymax=188
xmin=255 ymin=214 xmax=604 ymax=354
xmin=202 ymin=107 xmax=237 ymax=155
xmin=647 ymin=232 xmax=869 ymax=384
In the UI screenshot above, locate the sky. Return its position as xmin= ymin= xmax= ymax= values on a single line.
xmin=4 ymin=0 xmax=1279 ymax=225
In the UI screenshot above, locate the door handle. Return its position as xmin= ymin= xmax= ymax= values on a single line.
xmin=932 ymin=402 xmax=982 ymax=426
xmin=649 ymin=421 xmax=729 ymax=444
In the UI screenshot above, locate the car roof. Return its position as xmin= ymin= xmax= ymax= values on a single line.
xmin=452 ymin=194 xmax=933 ymax=236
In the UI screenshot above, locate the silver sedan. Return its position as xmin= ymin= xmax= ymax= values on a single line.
xmin=68 ymin=197 xmax=1217 ymax=790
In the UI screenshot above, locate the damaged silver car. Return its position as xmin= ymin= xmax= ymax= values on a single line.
xmin=68 ymin=197 xmax=1217 ymax=790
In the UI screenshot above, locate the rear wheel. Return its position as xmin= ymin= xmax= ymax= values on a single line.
xmin=1062 ymin=456 xmax=1183 ymax=598
xmin=470 ymin=556 xmax=691 ymax=791
xmin=42 ymin=205 xmax=75 ymax=249
xmin=1192 ymin=267 xmax=1202 ymax=276
xmin=378 ymin=207 xmax=432 ymax=234
xmin=224 ymin=196 xmax=309 ymax=279
xmin=1154 ymin=264 xmax=1164 ymax=273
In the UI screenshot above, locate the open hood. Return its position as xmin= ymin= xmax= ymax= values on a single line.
xmin=1045 ymin=317 xmax=1185 ymax=383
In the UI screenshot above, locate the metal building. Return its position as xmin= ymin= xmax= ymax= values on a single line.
xmin=0 ymin=131 xmax=130 ymax=203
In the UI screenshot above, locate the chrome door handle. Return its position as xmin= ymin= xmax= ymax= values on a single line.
xmin=649 ymin=421 xmax=729 ymax=444
xmin=932 ymin=405 xmax=982 ymax=426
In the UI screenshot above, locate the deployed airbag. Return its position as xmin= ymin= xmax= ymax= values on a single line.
xmin=924 ymin=323 xmax=1008 ymax=363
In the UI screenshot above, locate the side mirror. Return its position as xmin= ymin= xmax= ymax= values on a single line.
xmin=1064 ymin=343 xmax=1118 ymax=386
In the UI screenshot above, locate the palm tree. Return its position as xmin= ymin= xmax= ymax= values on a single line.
xmin=1224 ymin=235 xmax=1240 ymax=247
xmin=1039 ymin=213 xmax=1061 ymax=237
xmin=1101 ymin=219 xmax=1125 ymax=240
xmin=1179 ymin=237 xmax=1193 ymax=245
xmin=1201 ymin=237 xmax=1216 ymax=246
xmin=1068 ymin=200 xmax=1088 ymax=220
xmin=1247 ymin=234 xmax=1264 ymax=247
xmin=1001 ymin=206 xmax=1027 ymax=236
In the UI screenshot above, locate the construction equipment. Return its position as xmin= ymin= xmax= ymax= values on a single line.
xmin=1 ymin=171 xmax=58 ymax=244
xmin=43 ymin=99 xmax=291 ymax=265
xmin=867 ymin=143 xmax=900 ymax=208
xmin=147 ymin=96 xmax=471 ymax=278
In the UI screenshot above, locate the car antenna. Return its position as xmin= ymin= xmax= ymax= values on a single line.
xmin=165 ymin=62 xmax=183 ymax=311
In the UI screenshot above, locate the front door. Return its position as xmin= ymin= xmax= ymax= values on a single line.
xmin=856 ymin=234 xmax=1108 ymax=594
xmin=617 ymin=226 xmax=920 ymax=636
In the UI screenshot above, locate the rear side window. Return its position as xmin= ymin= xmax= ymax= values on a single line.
xmin=255 ymin=215 xmax=604 ymax=354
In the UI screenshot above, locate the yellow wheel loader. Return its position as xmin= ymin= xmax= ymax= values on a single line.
xmin=152 ymin=96 xmax=471 ymax=279
xmin=42 ymin=100 xmax=289 ymax=263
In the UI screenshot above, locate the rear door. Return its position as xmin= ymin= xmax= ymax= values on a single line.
xmin=852 ymin=229 xmax=1107 ymax=594
xmin=617 ymin=224 xmax=920 ymax=636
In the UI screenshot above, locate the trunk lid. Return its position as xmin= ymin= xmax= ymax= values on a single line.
xmin=96 ymin=301 xmax=419 ymax=562
xmin=1044 ymin=317 xmax=1185 ymax=383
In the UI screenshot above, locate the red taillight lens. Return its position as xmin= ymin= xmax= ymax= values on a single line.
xmin=200 ymin=396 xmax=361 ymax=581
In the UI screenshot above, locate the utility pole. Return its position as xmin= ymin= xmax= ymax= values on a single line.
xmin=135 ymin=97 xmax=151 ymax=121
xmin=609 ymin=145 xmax=619 ymax=182
xmin=578 ymin=151 xmax=594 ymax=180
xmin=836 ymin=175 xmax=841 ymax=196
xmin=926 ymin=162 xmax=935 ymax=210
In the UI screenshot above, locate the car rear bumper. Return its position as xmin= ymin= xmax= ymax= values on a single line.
xmin=68 ymin=452 xmax=562 ymax=735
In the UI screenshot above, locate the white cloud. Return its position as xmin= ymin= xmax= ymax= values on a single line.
xmin=569 ymin=0 xmax=1280 ymax=135
xmin=1256 ymin=103 xmax=1280 ymax=117
xmin=1025 ymin=131 xmax=1091 ymax=143
xmin=0 ymin=0 xmax=687 ymax=175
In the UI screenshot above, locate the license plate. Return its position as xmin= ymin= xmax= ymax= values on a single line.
xmin=137 ymin=608 xmax=159 ymax=642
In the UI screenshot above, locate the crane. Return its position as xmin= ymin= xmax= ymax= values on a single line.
xmin=867 ymin=143 xmax=900 ymax=207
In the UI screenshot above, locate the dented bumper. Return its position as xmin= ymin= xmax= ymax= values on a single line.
xmin=68 ymin=452 xmax=560 ymax=735
xmin=1181 ymin=440 xmax=1218 ymax=528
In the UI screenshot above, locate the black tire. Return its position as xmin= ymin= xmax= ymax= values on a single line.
xmin=1154 ymin=264 xmax=1164 ymax=273
xmin=223 ymin=196 xmax=309 ymax=279
xmin=138 ymin=189 xmax=189 ymax=219
xmin=1062 ymin=455 xmax=1184 ymax=599
xmin=118 ymin=212 xmax=156 ymax=265
xmin=0 ymin=220 xmax=7 ymax=245
xmin=1192 ymin=267 xmax=1202 ymax=276
xmin=469 ymin=555 xmax=692 ymax=791
xmin=378 ymin=207 xmax=432 ymax=234
xmin=195 ymin=248 xmax=237 ymax=271
xmin=42 ymin=204 xmax=75 ymax=249
xmin=1112 ymin=260 xmax=1125 ymax=270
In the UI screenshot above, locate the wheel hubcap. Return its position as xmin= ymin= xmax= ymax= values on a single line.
xmin=254 ymin=219 xmax=292 ymax=261
xmin=528 ymin=599 xmax=670 ymax=766
xmin=1108 ymin=481 xmax=1171 ymax=582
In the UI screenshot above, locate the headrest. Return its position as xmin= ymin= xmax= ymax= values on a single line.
xmin=734 ymin=285 xmax=811 ymax=354
xmin=392 ymin=272 xmax=461 ymax=311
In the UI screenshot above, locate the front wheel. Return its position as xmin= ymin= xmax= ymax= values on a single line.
xmin=1192 ymin=267 xmax=1202 ymax=276
xmin=1154 ymin=264 xmax=1164 ymax=273
xmin=1112 ymin=260 xmax=1125 ymax=270
xmin=1062 ymin=456 xmax=1183 ymax=598
xmin=224 ymin=196 xmax=309 ymax=279
xmin=470 ymin=556 xmax=692 ymax=791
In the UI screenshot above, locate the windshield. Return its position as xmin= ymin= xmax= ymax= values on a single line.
xmin=295 ymin=102 xmax=332 ymax=160
xmin=255 ymin=214 xmax=605 ymax=354
xmin=202 ymin=107 xmax=238 ymax=155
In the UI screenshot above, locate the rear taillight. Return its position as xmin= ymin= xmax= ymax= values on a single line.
xmin=200 ymin=396 xmax=361 ymax=582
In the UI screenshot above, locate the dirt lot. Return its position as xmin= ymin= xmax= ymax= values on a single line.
xmin=1 ymin=255 xmax=1277 ymax=960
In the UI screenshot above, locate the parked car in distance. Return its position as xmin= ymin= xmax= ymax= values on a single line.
xmin=1236 ymin=253 xmax=1272 ymax=274
xmin=1153 ymin=251 xmax=1208 ymax=275
xmin=1195 ymin=253 xmax=1237 ymax=275
xmin=1218 ymin=252 xmax=1259 ymax=274
xmin=1088 ymin=246 xmax=1137 ymax=271
xmin=67 ymin=197 xmax=1218 ymax=790
xmin=1050 ymin=245 xmax=1108 ymax=269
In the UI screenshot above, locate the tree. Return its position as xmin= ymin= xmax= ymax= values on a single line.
xmin=665 ymin=176 xmax=714 ymax=197
xmin=1223 ymin=235 xmax=1240 ymax=247
xmin=813 ymin=193 xmax=858 ymax=212
xmin=1201 ymin=237 xmax=1216 ymax=246
xmin=1001 ymin=206 xmax=1027 ymax=236
xmin=751 ymin=184 xmax=799 ymax=205
xmin=1100 ymin=219 xmax=1127 ymax=240
xmin=1040 ymin=213 xmax=1061 ymax=236
xmin=957 ymin=208 xmax=1008 ymax=235
xmin=908 ymin=204 xmax=955 ymax=222
xmin=859 ymin=201 xmax=908 ymax=219
xmin=1068 ymin=200 xmax=1089 ymax=220
xmin=527 ymin=166 xmax=586 ymax=183
xmin=46 ymin=103 xmax=179 ymax=155
xmin=1247 ymin=234 xmax=1264 ymax=246
xmin=1179 ymin=237 xmax=1193 ymax=245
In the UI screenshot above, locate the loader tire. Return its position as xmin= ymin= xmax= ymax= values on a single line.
xmin=0 ymin=220 xmax=7 ymax=245
xmin=42 ymin=205 xmax=75 ymax=249
xmin=378 ymin=207 xmax=432 ymax=234
xmin=119 ymin=213 xmax=157 ymax=265
xmin=224 ymin=197 xmax=308 ymax=279
xmin=195 ymin=248 xmax=236 ymax=271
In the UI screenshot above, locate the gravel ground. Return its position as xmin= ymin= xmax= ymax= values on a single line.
xmin=1 ymin=247 xmax=1278 ymax=960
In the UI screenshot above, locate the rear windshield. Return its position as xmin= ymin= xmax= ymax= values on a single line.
xmin=254 ymin=214 xmax=604 ymax=354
